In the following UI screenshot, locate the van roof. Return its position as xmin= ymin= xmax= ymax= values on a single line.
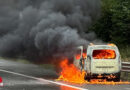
xmin=88 ymin=45 xmax=118 ymax=50
xmin=89 ymin=44 xmax=116 ymax=47
xmin=89 ymin=43 xmax=117 ymax=47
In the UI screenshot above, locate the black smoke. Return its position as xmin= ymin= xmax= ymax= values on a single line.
xmin=0 ymin=0 xmax=100 ymax=63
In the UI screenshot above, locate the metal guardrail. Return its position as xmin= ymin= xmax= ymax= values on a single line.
xmin=121 ymin=62 xmax=130 ymax=72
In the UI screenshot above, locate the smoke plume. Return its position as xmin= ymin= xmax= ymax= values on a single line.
xmin=0 ymin=0 xmax=100 ymax=63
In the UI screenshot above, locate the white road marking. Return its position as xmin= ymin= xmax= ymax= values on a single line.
xmin=0 ymin=69 xmax=88 ymax=90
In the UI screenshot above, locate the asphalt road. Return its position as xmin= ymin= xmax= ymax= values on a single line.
xmin=0 ymin=59 xmax=130 ymax=90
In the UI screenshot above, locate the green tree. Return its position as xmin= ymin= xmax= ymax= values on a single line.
xmin=90 ymin=0 xmax=130 ymax=45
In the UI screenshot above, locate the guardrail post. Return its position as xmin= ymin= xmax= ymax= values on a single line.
xmin=122 ymin=62 xmax=130 ymax=81
xmin=124 ymin=72 xmax=128 ymax=80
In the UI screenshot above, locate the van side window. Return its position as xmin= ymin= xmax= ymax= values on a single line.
xmin=75 ymin=49 xmax=81 ymax=60
xmin=83 ymin=49 xmax=87 ymax=58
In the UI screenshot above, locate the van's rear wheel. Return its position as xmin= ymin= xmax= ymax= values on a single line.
xmin=113 ymin=77 xmax=120 ymax=82
xmin=113 ymin=72 xmax=120 ymax=82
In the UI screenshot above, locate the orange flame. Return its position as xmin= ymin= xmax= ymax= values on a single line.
xmin=75 ymin=52 xmax=86 ymax=60
xmin=60 ymin=86 xmax=79 ymax=90
xmin=75 ymin=54 xmax=81 ymax=60
xmin=57 ymin=59 xmax=87 ymax=84
xmin=93 ymin=49 xmax=116 ymax=59
xmin=108 ymin=43 xmax=116 ymax=46
xmin=57 ymin=59 xmax=130 ymax=85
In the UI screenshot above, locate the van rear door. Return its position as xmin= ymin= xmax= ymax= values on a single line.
xmin=91 ymin=49 xmax=120 ymax=74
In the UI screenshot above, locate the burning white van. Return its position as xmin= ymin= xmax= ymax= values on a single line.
xmin=73 ymin=44 xmax=122 ymax=81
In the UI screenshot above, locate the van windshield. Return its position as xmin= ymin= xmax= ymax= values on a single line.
xmin=92 ymin=49 xmax=116 ymax=59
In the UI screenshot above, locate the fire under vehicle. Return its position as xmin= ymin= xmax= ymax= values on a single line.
xmin=73 ymin=44 xmax=122 ymax=81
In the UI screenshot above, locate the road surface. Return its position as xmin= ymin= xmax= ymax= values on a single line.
xmin=0 ymin=59 xmax=129 ymax=90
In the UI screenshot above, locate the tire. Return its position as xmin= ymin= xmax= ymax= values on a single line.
xmin=113 ymin=72 xmax=120 ymax=82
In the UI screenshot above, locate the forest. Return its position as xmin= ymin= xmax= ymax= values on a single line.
xmin=90 ymin=0 xmax=130 ymax=61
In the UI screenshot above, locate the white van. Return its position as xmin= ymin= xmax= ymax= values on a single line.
xmin=73 ymin=44 xmax=122 ymax=81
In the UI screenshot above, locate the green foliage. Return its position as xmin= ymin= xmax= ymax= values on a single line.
xmin=90 ymin=0 xmax=130 ymax=45
xmin=119 ymin=46 xmax=130 ymax=62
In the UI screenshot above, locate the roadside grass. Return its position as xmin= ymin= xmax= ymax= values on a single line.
xmin=121 ymin=72 xmax=130 ymax=81
xmin=119 ymin=46 xmax=130 ymax=81
xmin=0 ymin=57 xmax=31 ymax=64
xmin=39 ymin=64 xmax=55 ymax=70
xmin=119 ymin=46 xmax=130 ymax=62
xmin=0 ymin=57 xmax=55 ymax=70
